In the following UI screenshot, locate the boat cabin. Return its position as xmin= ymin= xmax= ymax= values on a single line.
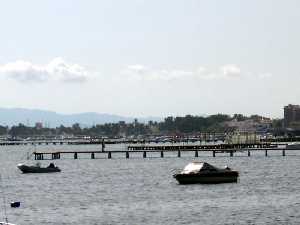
xmin=181 ymin=162 xmax=222 ymax=174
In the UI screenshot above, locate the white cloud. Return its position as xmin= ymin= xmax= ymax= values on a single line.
xmin=127 ymin=64 xmax=147 ymax=72
xmin=0 ymin=57 xmax=90 ymax=83
xmin=194 ymin=66 xmax=218 ymax=80
xmin=122 ymin=65 xmax=196 ymax=81
xmin=121 ymin=64 xmax=244 ymax=81
xmin=221 ymin=64 xmax=241 ymax=78
xmin=258 ymin=73 xmax=273 ymax=79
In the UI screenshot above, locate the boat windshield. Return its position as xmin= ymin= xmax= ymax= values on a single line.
xmin=181 ymin=162 xmax=204 ymax=174
xmin=181 ymin=162 xmax=219 ymax=174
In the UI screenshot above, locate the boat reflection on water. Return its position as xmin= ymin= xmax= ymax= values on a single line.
xmin=173 ymin=162 xmax=239 ymax=184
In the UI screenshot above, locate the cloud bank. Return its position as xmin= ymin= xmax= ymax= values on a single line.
xmin=0 ymin=57 xmax=89 ymax=83
xmin=121 ymin=64 xmax=271 ymax=81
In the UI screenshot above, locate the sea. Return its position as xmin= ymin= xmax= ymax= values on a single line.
xmin=0 ymin=144 xmax=300 ymax=225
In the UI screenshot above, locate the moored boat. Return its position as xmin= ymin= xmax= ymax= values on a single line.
xmin=173 ymin=161 xmax=239 ymax=184
xmin=17 ymin=163 xmax=61 ymax=173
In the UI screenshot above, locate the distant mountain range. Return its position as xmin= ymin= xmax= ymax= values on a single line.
xmin=0 ymin=108 xmax=162 ymax=127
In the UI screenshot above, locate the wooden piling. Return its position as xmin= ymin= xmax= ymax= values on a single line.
xmin=248 ymin=150 xmax=250 ymax=157
xmin=282 ymin=150 xmax=285 ymax=156
xmin=126 ymin=151 xmax=129 ymax=158
xmin=108 ymin=151 xmax=112 ymax=159
xmin=91 ymin=152 xmax=95 ymax=159
xmin=74 ymin=152 xmax=78 ymax=159
xmin=160 ymin=151 xmax=164 ymax=158
xmin=213 ymin=150 xmax=215 ymax=157
xmin=143 ymin=151 xmax=147 ymax=158
xmin=265 ymin=150 xmax=268 ymax=157
xmin=230 ymin=151 xmax=234 ymax=157
xmin=195 ymin=150 xmax=198 ymax=157
xmin=177 ymin=150 xmax=181 ymax=157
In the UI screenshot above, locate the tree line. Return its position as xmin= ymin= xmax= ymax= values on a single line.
xmin=0 ymin=114 xmax=282 ymax=138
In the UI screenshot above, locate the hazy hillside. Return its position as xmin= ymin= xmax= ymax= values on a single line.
xmin=0 ymin=108 xmax=161 ymax=127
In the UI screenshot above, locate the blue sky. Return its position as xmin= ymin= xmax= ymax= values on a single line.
xmin=0 ymin=0 xmax=299 ymax=118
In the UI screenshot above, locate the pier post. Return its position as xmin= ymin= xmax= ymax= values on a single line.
xmin=108 ymin=151 xmax=112 ymax=159
xmin=101 ymin=139 xmax=105 ymax=152
xmin=265 ymin=150 xmax=268 ymax=157
xmin=282 ymin=150 xmax=285 ymax=156
xmin=74 ymin=152 xmax=78 ymax=159
xmin=177 ymin=150 xmax=181 ymax=157
xmin=143 ymin=151 xmax=147 ymax=158
xmin=195 ymin=150 xmax=198 ymax=157
xmin=213 ymin=150 xmax=215 ymax=157
xmin=126 ymin=151 xmax=129 ymax=158
xmin=230 ymin=151 xmax=234 ymax=157
xmin=91 ymin=152 xmax=95 ymax=159
xmin=160 ymin=151 xmax=164 ymax=158
xmin=248 ymin=150 xmax=250 ymax=157
xmin=52 ymin=153 xmax=55 ymax=160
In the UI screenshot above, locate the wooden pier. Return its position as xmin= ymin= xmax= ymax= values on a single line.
xmin=127 ymin=143 xmax=276 ymax=151
xmin=33 ymin=147 xmax=295 ymax=160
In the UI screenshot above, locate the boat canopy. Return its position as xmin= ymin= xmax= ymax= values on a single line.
xmin=181 ymin=162 xmax=219 ymax=174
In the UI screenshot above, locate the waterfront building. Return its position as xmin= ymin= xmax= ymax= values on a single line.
xmin=225 ymin=132 xmax=260 ymax=144
xmin=35 ymin=122 xmax=43 ymax=129
xmin=225 ymin=117 xmax=271 ymax=134
xmin=284 ymin=104 xmax=300 ymax=128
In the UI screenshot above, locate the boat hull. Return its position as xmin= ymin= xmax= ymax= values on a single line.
xmin=173 ymin=171 xmax=238 ymax=184
xmin=17 ymin=164 xmax=61 ymax=173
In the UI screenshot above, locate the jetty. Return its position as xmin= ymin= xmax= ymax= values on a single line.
xmin=32 ymin=143 xmax=297 ymax=160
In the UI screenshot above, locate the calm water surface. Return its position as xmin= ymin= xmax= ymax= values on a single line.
xmin=1 ymin=145 xmax=300 ymax=225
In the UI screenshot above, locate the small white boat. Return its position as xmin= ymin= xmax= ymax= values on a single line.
xmin=0 ymin=222 xmax=17 ymax=225
xmin=17 ymin=163 xmax=61 ymax=173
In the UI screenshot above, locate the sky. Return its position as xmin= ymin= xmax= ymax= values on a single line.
xmin=0 ymin=0 xmax=299 ymax=119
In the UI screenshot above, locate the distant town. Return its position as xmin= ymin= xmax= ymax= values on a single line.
xmin=0 ymin=104 xmax=300 ymax=141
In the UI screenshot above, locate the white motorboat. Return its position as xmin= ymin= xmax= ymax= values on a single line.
xmin=173 ymin=161 xmax=239 ymax=184
xmin=17 ymin=163 xmax=61 ymax=173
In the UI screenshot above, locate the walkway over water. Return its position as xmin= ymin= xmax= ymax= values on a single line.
xmin=32 ymin=144 xmax=297 ymax=160
xmin=127 ymin=143 xmax=276 ymax=151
